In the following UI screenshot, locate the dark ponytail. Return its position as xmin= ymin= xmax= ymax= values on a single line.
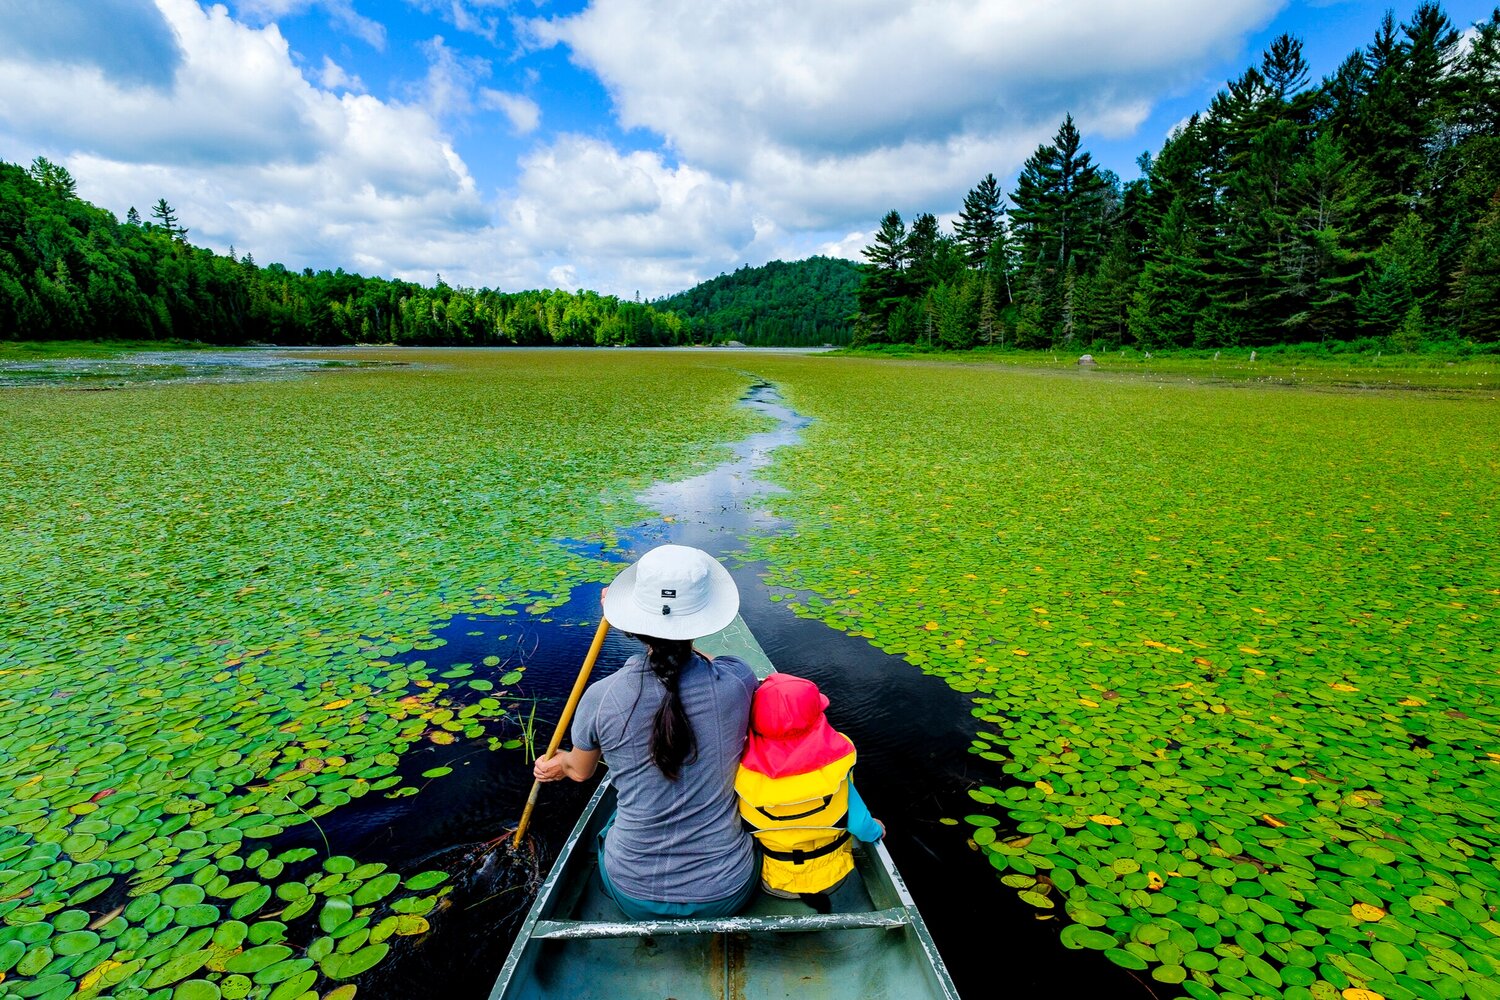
xmin=639 ymin=635 xmax=698 ymax=780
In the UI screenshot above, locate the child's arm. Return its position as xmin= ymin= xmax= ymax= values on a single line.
xmin=846 ymin=780 xmax=885 ymax=842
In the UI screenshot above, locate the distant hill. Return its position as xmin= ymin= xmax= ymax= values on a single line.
xmin=656 ymin=256 xmax=861 ymax=346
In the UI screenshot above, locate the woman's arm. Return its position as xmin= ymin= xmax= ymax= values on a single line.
xmin=533 ymin=747 xmax=602 ymax=783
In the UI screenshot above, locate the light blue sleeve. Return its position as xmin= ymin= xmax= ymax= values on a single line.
xmin=846 ymin=779 xmax=883 ymax=843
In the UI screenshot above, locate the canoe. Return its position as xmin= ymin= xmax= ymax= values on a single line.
xmin=489 ymin=615 xmax=960 ymax=1000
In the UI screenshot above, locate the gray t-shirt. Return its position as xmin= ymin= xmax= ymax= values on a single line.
xmin=572 ymin=652 xmax=758 ymax=903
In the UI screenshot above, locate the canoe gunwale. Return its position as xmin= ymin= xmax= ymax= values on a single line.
xmin=530 ymin=906 xmax=911 ymax=939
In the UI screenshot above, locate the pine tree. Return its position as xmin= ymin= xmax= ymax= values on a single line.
xmin=1449 ymin=194 xmax=1500 ymax=342
xmin=28 ymin=157 xmax=76 ymax=198
xmin=1391 ymin=301 xmax=1427 ymax=351
xmin=1281 ymin=132 xmax=1367 ymax=340
xmin=906 ymin=212 xmax=942 ymax=294
xmin=953 ymin=174 xmax=1003 ymax=268
xmin=1009 ymin=115 xmax=1112 ymax=342
xmin=1458 ymin=11 xmax=1500 ymax=135
xmin=978 ymin=278 xmax=998 ymax=347
xmin=1128 ymin=197 xmax=1207 ymax=348
xmin=1010 ymin=115 xmax=1111 ymax=275
xmin=150 ymin=198 xmax=189 ymax=242
xmin=855 ymin=210 xmax=909 ymax=341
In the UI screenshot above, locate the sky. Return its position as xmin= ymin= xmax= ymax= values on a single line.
xmin=0 ymin=0 xmax=1494 ymax=299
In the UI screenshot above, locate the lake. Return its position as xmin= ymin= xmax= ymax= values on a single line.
xmin=1 ymin=346 xmax=1495 ymax=1000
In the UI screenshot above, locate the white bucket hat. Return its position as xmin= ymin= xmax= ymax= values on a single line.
xmin=602 ymin=544 xmax=739 ymax=641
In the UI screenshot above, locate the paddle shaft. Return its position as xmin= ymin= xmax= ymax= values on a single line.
xmin=512 ymin=616 xmax=610 ymax=849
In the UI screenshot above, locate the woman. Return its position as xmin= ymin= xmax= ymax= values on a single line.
xmin=532 ymin=544 xmax=760 ymax=919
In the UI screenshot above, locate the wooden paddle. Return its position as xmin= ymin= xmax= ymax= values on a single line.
xmin=511 ymin=616 xmax=610 ymax=850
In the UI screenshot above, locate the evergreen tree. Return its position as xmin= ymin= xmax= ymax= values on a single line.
xmin=1128 ymin=197 xmax=1208 ymax=348
xmin=28 ymin=157 xmax=76 ymax=198
xmin=1009 ymin=115 xmax=1113 ymax=341
xmin=1450 ymin=194 xmax=1500 ymax=342
xmin=1010 ymin=115 xmax=1111 ymax=275
xmin=953 ymin=173 xmax=1003 ymax=268
xmin=855 ymin=210 xmax=910 ymax=341
xmin=1458 ymin=11 xmax=1500 ymax=136
xmin=150 ymin=198 xmax=188 ymax=242
xmin=1281 ymin=132 xmax=1367 ymax=340
xmin=906 ymin=212 xmax=942 ymax=294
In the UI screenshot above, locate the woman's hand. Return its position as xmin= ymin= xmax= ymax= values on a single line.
xmin=533 ymin=753 xmax=569 ymax=783
xmin=533 ymin=747 xmax=602 ymax=783
xmin=875 ymin=819 xmax=886 ymax=840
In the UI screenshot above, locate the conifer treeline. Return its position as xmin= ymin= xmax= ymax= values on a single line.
xmin=655 ymin=256 xmax=862 ymax=345
xmin=857 ymin=4 xmax=1500 ymax=350
xmin=0 ymin=160 xmax=689 ymax=346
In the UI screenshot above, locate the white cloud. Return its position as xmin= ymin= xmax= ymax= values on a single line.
xmin=410 ymin=35 xmax=494 ymax=119
xmin=480 ymin=89 xmax=541 ymax=134
xmin=317 ymin=55 xmax=364 ymax=92
xmin=236 ymin=0 xmax=386 ymax=50
xmin=529 ymin=0 xmax=1284 ymax=230
xmin=817 ymin=231 xmax=872 ymax=262
xmin=0 ymin=0 xmax=1301 ymax=300
xmin=0 ymin=0 xmax=497 ymax=283
xmin=406 ymin=0 xmax=508 ymax=43
xmin=0 ymin=0 xmax=326 ymax=166
xmin=499 ymin=134 xmax=757 ymax=292
xmin=0 ymin=0 xmax=754 ymax=296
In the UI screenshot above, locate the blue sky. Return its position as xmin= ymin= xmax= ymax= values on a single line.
xmin=0 ymin=0 xmax=1494 ymax=297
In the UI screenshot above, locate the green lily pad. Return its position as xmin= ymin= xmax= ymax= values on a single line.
xmin=224 ymin=943 xmax=294 ymax=974
xmin=404 ymin=871 xmax=448 ymax=892
xmin=162 ymin=884 xmax=207 ymax=908
xmin=319 ymin=896 xmax=354 ymax=933
xmin=229 ymin=884 xmax=271 ymax=920
xmin=320 ymin=940 xmax=390 ymax=979
xmin=144 ymin=948 xmax=213 ymax=989
xmin=52 ymin=929 xmax=100 ymax=955
xmin=172 ymin=980 xmax=222 ymax=1000
xmin=352 ymin=874 xmax=401 ymax=906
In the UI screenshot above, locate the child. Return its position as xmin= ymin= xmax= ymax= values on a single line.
xmin=734 ymin=672 xmax=884 ymax=912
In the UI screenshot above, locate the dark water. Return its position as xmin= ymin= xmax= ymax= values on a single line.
xmin=314 ymin=381 xmax=1149 ymax=999
xmin=0 ymin=348 xmax=401 ymax=387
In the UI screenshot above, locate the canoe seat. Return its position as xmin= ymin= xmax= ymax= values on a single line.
xmin=531 ymin=907 xmax=911 ymax=940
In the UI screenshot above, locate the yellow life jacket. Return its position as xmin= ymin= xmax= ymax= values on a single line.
xmin=734 ymin=752 xmax=855 ymax=894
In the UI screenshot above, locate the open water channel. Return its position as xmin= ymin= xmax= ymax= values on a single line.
xmin=274 ymin=376 xmax=1154 ymax=999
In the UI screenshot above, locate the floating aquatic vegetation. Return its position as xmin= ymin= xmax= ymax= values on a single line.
xmin=744 ymin=355 xmax=1500 ymax=1000
xmin=0 ymin=350 xmax=767 ymax=997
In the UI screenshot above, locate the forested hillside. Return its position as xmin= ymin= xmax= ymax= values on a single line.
xmin=0 ymin=160 xmax=689 ymax=346
xmin=858 ymin=3 xmax=1500 ymax=351
xmin=655 ymin=256 xmax=861 ymax=345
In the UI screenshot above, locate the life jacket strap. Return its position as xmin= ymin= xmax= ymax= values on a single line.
xmin=758 ymin=830 xmax=851 ymax=865
xmin=755 ymin=795 xmax=833 ymax=822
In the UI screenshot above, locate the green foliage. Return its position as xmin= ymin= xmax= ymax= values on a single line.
xmin=655 ymin=256 xmax=860 ymax=346
xmin=856 ymin=4 xmax=1500 ymax=354
xmin=0 ymin=161 xmax=689 ymax=347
